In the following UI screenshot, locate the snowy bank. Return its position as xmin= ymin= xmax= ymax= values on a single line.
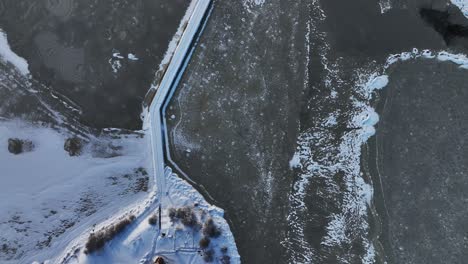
xmin=0 ymin=119 xmax=152 ymax=263
xmin=451 ymin=0 xmax=468 ymax=18
xmin=0 ymin=29 xmax=29 ymax=76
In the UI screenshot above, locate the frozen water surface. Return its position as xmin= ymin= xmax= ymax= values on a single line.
xmin=2 ymin=0 xmax=468 ymax=263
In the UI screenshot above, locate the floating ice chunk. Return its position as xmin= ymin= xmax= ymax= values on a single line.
xmin=113 ymin=52 xmax=124 ymax=59
xmin=109 ymin=52 xmax=125 ymax=73
xmin=400 ymin=52 xmax=412 ymax=61
xmin=365 ymin=75 xmax=389 ymax=93
xmin=421 ymin=49 xmax=435 ymax=59
xmin=378 ymin=0 xmax=392 ymax=14
xmin=0 ymin=29 xmax=30 ymax=76
xmin=356 ymin=174 xmax=373 ymax=205
xmin=386 ymin=49 xmax=468 ymax=69
xmin=243 ymin=0 xmax=266 ymax=12
xmin=352 ymin=107 xmax=380 ymax=141
xmin=252 ymin=0 xmax=266 ymax=4
xmin=289 ymin=152 xmax=301 ymax=169
xmin=128 ymin=53 xmax=139 ymax=61
xmin=362 ymin=243 xmax=376 ymax=264
xmin=110 ymin=59 xmax=122 ymax=73
xmin=360 ymin=109 xmax=379 ymax=127
xmin=324 ymin=114 xmax=338 ymax=126
xmin=437 ymin=51 xmax=468 ymax=68
xmin=321 ymin=214 xmax=348 ymax=247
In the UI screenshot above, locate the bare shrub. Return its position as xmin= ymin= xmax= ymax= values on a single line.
xmin=85 ymin=232 xmax=106 ymax=253
xmin=175 ymin=207 xmax=191 ymax=219
xmin=168 ymin=208 xmax=176 ymax=221
xmin=168 ymin=207 xmax=199 ymax=227
xmin=137 ymin=167 xmax=148 ymax=175
xmin=148 ymin=214 xmax=158 ymax=226
xmin=202 ymin=219 xmax=221 ymax=238
xmin=199 ymin=236 xmax=210 ymax=249
xmin=134 ymin=177 xmax=149 ymax=192
xmin=85 ymin=215 xmax=135 ymax=254
xmin=64 ymin=137 xmax=84 ymax=156
xmin=1 ymin=243 xmax=18 ymax=259
xmin=91 ymin=141 xmax=123 ymax=158
xmin=203 ymin=249 xmax=214 ymax=262
xmin=177 ymin=207 xmax=198 ymax=227
xmin=8 ymin=138 xmax=34 ymax=154
xmin=220 ymin=255 xmax=231 ymax=264
xmin=220 ymin=246 xmax=228 ymax=254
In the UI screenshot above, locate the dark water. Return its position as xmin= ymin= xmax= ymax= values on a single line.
xmin=167 ymin=1 xmax=307 ymax=262
xmin=0 ymin=0 xmax=189 ymax=130
xmin=167 ymin=0 xmax=468 ymax=263
xmin=420 ymin=5 xmax=468 ymax=45
xmin=369 ymin=59 xmax=468 ymax=264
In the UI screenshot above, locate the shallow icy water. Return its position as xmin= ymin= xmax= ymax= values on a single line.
xmin=370 ymin=58 xmax=468 ymax=264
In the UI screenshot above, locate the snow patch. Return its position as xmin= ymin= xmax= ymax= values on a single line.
xmin=324 ymin=113 xmax=338 ymax=127
xmin=363 ymin=75 xmax=389 ymax=93
xmin=112 ymin=52 xmax=124 ymax=59
xmin=385 ymin=49 xmax=468 ymax=69
xmin=289 ymin=152 xmax=301 ymax=169
xmin=0 ymin=29 xmax=30 ymax=76
xmin=450 ymin=0 xmax=468 ymax=18
xmin=321 ymin=214 xmax=349 ymax=247
xmin=244 ymin=0 xmax=266 ymax=6
xmin=437 ymin=51 xmax=468 ymax=68
xmin=128 ymin=53 xmax=139 ymax=61
xmin=378 ymin=0 xmax=392 ymax=14
xmin=242 ymin=0 xmax=266 ymax=12
xmin=109 ymin=58 xmax=122 ymax=74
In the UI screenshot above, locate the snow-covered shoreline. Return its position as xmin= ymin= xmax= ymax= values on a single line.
xmin=58 ymin=0 xmax=240 ymax=263
xmin=0 ymin=30 xmax=29 ymax=76
xmin=0 ymin=119 xmax=152 ymax=264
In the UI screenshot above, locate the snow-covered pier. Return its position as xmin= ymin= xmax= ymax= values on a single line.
xmin=147 ymin=0 xmax=212 ymax=215
xmin=145 ymin=0 xmax=236 ymax=262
